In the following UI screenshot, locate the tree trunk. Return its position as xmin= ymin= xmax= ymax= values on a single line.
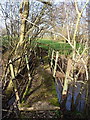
xmin=15 ymin=0 xmax=29 ymax=52
xmin=6 ymin=0 xmax=29 ymax=104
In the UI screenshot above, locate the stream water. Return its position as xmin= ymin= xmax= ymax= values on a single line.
xmin=55 ymin=82 xmax=86 ymax=111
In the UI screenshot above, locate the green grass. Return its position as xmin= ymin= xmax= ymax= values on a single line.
xmin=1 ymin=36 xmax=10 ymax=47
xmin=1 ymin=36 xmax=84 ymax=55
xmin=35 ymin=39 xmax=84 ymax=55
xmin=1 ymin=35 xmax=19 ymax=48
xmin=36 ymin=39 xmax=72 ymax=55
xmin=37 ymin=39 xmax=72 ymax=50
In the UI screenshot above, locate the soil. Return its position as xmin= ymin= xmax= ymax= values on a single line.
xmin=21 ymin=61 xmax=59 ymax=108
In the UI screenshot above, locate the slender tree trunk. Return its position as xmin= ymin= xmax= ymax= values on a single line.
xmin=16 ymin=0 xmax=29 ymax=51
xmin=6 ymin=0 xmax=29 ymax=103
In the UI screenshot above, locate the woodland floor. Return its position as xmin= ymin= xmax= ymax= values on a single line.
xmin=19 ymin=56 xmax=61 ymax=119
xmin=18 ymin=57 xmax=88 ymax=120
xmin=2 ymin=52 xmax=61 ymax=119
xmin=2 ymin=51 xmax=89 ymax=120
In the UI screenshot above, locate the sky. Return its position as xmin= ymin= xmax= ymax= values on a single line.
xmin=0 ymin=0 xmax=88 ymax=3
xmin=0 ymin=0 xmax=89 ymax=28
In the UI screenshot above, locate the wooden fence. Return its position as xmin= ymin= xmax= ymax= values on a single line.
xmin=36 ymin=42 xmax=87 ymax=111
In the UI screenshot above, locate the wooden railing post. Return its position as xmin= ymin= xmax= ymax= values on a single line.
xmin=50 ymin=50 xmax=55 ymax=72
xmin=62 ymin=59 xmax=72 ymax=96
xmin=53 ymin=51 xmax=59 ymax=78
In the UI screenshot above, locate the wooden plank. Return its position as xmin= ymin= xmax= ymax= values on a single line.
xmin=53 ymin=51 xmax=59 ymax=78
xmin=19 ymin=106 xmax=60 ymax=111
xmin=62 ymin=59 xmax=72 ymax=96
xmin=51 ymin=50 xmax=54 ymax=71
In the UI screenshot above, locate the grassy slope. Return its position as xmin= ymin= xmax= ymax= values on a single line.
xmin=21 ymin=57 xmax=59 ymax=107
xmin=2 ymin=36 xmax=84 ymax=55
xmin=36 ymin=39 xmax=84 ymax=55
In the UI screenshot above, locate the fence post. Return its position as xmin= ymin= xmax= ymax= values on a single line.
xmin=53 ymin=51 xmax=59 ymax=78
xmin=51 ymin=50 xmax=55 ymax=71
xmin=62 ymin=59 xmax=72 ymax=96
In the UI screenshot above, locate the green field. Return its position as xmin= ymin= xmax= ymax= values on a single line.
xmin=37 ymin=39 xmax=72 ymax=50
xmin=36 ymin=39 xmax=84 ymax=55
xmin=2 ymin=36 xmax=84 ymax=55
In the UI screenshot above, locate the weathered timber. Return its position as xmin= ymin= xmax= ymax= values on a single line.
xmin=62 ymin=59 xmax=72 ymax=96
xmin=19 ymin=106 xmax=60 ymax=111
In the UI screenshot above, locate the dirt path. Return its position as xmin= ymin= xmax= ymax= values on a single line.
xmin=22 ymin=63 xmax=59 ymax=108
xmin=19 ymin=62 xmax=61 ymax=119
